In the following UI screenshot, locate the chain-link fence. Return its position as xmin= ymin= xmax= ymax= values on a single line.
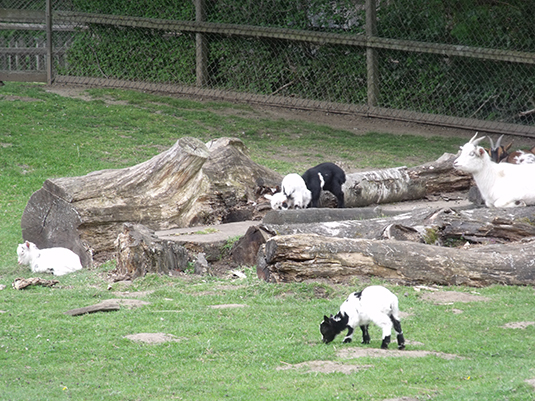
xmin=1 ymin=0 xmax=534 ymax=135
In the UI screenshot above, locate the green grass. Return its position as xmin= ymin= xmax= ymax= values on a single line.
xmin=2 ymin=82 xmax=534 ymax=400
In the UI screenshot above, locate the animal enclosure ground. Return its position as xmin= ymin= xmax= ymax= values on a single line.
xmin=2 ymin=83 xmax=535 ymax=400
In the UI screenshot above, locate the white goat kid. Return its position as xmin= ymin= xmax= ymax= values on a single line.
xmin=264 ymin=191 xmax=289 ymax=210
xmin=453 ymin=132 xmax=535 ymax=208
xmin=282 ymin=173 xmax=311 ymax=209
xmin=320 ymin=285 xmax=405 ymax=350
xmin=264 ymin=173 xmax=311 ymax=210
xmin=17 ymin=241 xmax=83 ymax=276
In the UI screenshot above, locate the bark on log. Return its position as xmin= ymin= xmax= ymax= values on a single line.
xmin=256 ymin=234 xmax=535 ymax=286
xmin=262 ymin=205 xmax=535 ymax=245
xmin=12 ymin=277 xmax=59 ymax=290
xmin=344 ymin=153 xmax=471 ymax=207
xmin=114 ymin=223 xmax=189 ymax=279
xmin=21 ymin=137 xmax=282 ymax=265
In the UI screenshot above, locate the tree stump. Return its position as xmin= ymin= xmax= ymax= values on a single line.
xmin=114 ymin=223 xmax=189 ymax=279
xmin=21 ymin=137 xmax=282 ymax=265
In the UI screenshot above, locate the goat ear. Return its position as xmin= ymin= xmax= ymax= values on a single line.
xmin=25 ymin=241 xmax=30 ymax=247
xmin=478 ymin=148 xmax=485 ymax=156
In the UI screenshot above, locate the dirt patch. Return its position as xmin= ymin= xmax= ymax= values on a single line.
xmin=277 ymin=360 xmax=373 ymax=374
xmin=525 ymin=378 xmax=535 ymax=389
xmin=208 ymin=303 xmax=248 ymax=309
xmin=383 ymin=398 xmax=419 ymax=401
xmin=124 ymin=332 xmax=183 ymax=344
xmin=0 ymin=94 xmax=42 ymax=102
xmin=420 ymin=291 xmax=491 ymax=305
xmin=501 ymin=321 xmax=535 ymax=329
xmin=338 ymin=348 xmax=463 ymax=361
xmin=100 ymin=298 xmax=150 ymax=308
xmin=112 ymin=290 xmax=154 ymax=298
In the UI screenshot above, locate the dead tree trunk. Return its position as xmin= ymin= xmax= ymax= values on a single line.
xmin=344 ymin=153 xmax=471 ymax=207
xmin=21 ymin=137 xmax=281 ymax=265
xmin=256 ymin=234 xmax=535 ymax=286
xmin=262 ymin=206 xmax=535 ymax=245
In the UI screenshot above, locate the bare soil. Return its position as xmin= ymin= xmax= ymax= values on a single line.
xmin=419 ymin=291 xmax=491 ymax=305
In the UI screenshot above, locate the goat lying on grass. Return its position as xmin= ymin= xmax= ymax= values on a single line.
xmin=320 ymin=285 xmax=405 ymax=350
xmin=17 ymin=241 xmax=82 ymax=276
xmin=454 ymin=132 xmax=535 ymax=207
xmin=302 ymin=162 xmax=346 ymax=208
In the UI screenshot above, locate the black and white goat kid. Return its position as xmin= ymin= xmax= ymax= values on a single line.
xmin=302 ymin=162 xmax=346 ymax=208
xmin=320 ymin=285 xmax=405 ymax=350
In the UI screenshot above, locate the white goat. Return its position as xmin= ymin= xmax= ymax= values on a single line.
xmin=320 ymin=285 xmax=405 ymax=350
xmin=264 ymin=191 xmax=289 ymax=210
xmin=17 ymin=241 xmax=83 ymax=276
xmin=282 ymin=173 xmax=311 ymax=209
xmin=264 ymin=173 xmax=311 ymax=210
xmin=454 ymin=133 xmax=535 ymax=207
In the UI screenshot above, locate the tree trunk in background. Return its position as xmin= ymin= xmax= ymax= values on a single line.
xmin=344 ymin=153 xmax=471 ymax=207
xmin=21 ymin=137 xmax=282 ymax=266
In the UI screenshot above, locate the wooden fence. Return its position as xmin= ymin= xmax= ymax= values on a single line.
xmin=1 ymin=0 xmax=534 ymax=136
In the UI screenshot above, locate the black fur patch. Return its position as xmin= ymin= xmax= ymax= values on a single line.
xmin=302 ymin=162 xmax=346 ymax=208
xmin=320 ymin=312 xmax=349 ymax=344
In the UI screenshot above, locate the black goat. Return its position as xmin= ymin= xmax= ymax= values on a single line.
xmin=302 ymin=162 xmax=346 ymax=208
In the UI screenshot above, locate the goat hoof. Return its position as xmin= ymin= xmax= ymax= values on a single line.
xmin=398 ymin=344 xmax=406 ymax=350
xmin=343 ymin=338 xmax=352 ymax=344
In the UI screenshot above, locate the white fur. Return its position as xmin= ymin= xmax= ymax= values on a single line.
xmin=264 ymin=192 xmax=289 ymax=210
xmin=281 ymin=173 xmax=311 ymax=209
xmin=339 ymin=286 xmax=401 ymax=343
xmin=453 ymin=133 xmax=535 ymax=208
xmin=264 ymin=173 xmax=312 ymax=210
xmin=513 ymin=151 xmax=535 ymax=165
xmin=17 ymin=241 xmax=83 ymax=276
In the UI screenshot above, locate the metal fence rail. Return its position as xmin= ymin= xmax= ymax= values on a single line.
xmin=1 ymin=0 xmax=534 ymax=136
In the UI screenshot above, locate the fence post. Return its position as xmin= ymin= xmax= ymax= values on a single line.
xmin=195 ymin=0 xmax=208 ymax=87
xmin=45 ymin=0 xmax=53 ymax=84
xmin=366 ymin=0 xmax=378 ymax=107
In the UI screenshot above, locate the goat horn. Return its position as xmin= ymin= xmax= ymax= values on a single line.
xmin=488 ymin=136 xmax=495 ymax=149
xmin=468 ymin=132 xmax=480 ymax=143
xmin=495 ymin=134 xmax=504 ymax=148
xmin=469 ymin=132 xmax=486 ymax=146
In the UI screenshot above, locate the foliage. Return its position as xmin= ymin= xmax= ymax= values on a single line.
xmin=377 ymin=0 xmax=535 ymax=52
xmin=62 ymin=25 xmax=196 ymax=84
xmin=47 ymin=0 xmax=535 ymax=125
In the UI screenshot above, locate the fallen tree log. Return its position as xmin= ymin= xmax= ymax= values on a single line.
xmin=21 ymin=137 xmax=281 ymax=265
xmin=344 ymin=153 xmax=471 ymax=207
xmin=262 ymin=205 xmax=535 ymax=245
xmin=256 ymin=233 xmax=535 ymax=286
